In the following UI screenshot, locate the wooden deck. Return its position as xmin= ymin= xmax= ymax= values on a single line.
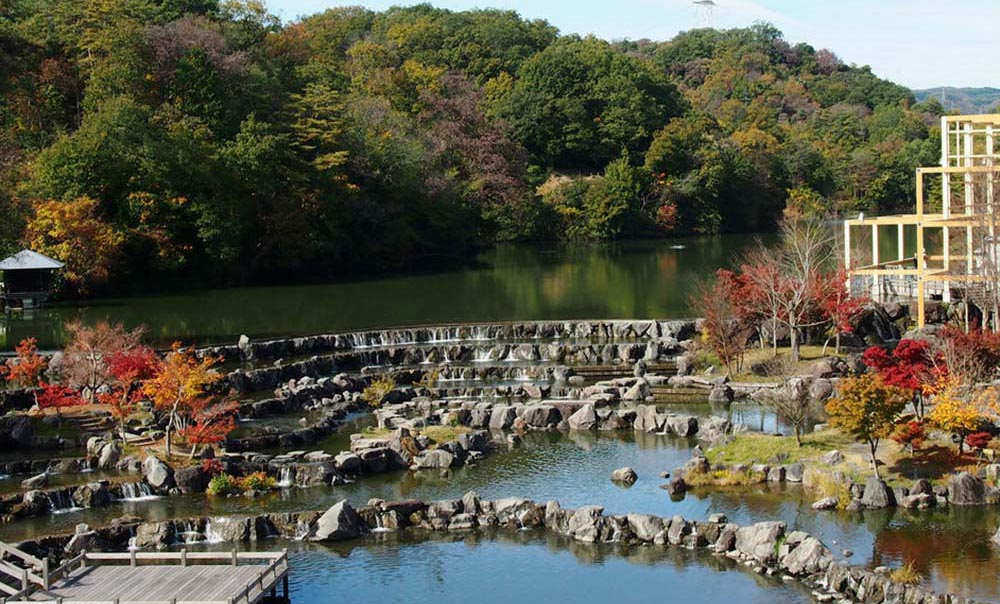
xmin=0 ymin=546 xmax=290 ymax=604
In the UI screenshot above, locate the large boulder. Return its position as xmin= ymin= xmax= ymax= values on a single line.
xmin=622 ymin=379 xmax=651 ymax=402
xmin=949 ymin=472 xmax=986 ymax=506
xmin=21 ymin=472 xmax=48 ymax=490
xmin=174 ymin=466 xmax=209 ymax=494
xmin=626 ymin=513 xmax=664 ymax=542
xmin=72 ymin=482 xmax=112 ymax=508
xmin=665 ymin=415 xmax=698 ymax=437
xmin=860 ymin=476 xmax=895 ymax=509
xmin=142 ymin=456 xmax=175 ymax=492
xmin=488 ymin=405 xmax=517 ymax=431
xmin=411 ymin=449 xmax=455 ymax=470
xmin=309 ymin=500 xmax=367 ymax=541
xmin=735 ymin=521 xmax=786 ymax=565
xmin=567 ymin=405 xmax=598 ymax=431
xmin=97 ymin=442 xmax=122 ymax=470
xmin=632 ymin=405 xmax=662 ymax=433
xmin=521 ymin=405 xmax=561 ymax=429
xmin=781 ymin=536 xmax=831 ymax=576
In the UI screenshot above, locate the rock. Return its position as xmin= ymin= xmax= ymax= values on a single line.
xmin=632 ymin=405 xmax=663 ymax=433
xmin=910 ymin=478 xmax=932 ymax=496
xmin=714 ymin=524 xmax=737 ymax=553
xmin=627 ymin=513 xmax=663 ymax=542
xmin=447 ymin=513 xmax=478 ymax=530
xmin=675 ymin=352 xmax=695 ymax=376
xmin=781 ymin=536 xmax=830 ymax=576
xmin=142 ymin=456 xmax=175 ymax=492
xmin=412 ymin=449 xmax=455 ymax=470
xmin=667 ymin=515 xmax=691 ymax=545
xmin=665 ymin=415 xmax=698 ymax=437
xmin=845 ymin=499 xmax=863 ymax=512
xmin=766 ymin=466 xmax=785 ymax=482
xmin=97 ymin=442 xmax=122 ymax=470
xmin=949 ymin=472 xmax=986 ymax=505
xmin=72 ymin=482 xmax=111 ymax=508
xmin=461 ymin=491 xmax=482 ymax=514
xmin=860 ymin=476 xmax=895 ymax=509
xmin=566 ymin=505 xmax=606 ymax=543
xmin=820 ymin=450 xmax=843 ymax=465
xmin=805 ymin=358 xmax=836 ymax=379
xmin=334 ymin=452 xmax=362 ymax=474
xmin=784 ymin=463 xmax=804 ymax=482
xmin=808 ymin=378 xmax=834 ymax=401
xmin=488 ymin=405 xmax=517 ymax=430
xmin=811 ymin=497 xmax=839 ymax=510
xmin=567 ymin=405 xmax=598 ymax=431
xmin=521 ymin=405 xmax=561 ymax=429
xmin=900 ymin=493 xmax=935 ymax=509
xmin=708 ymin=513 xmax=727 ymax=524
xmin=610 ymin=467 xmax=638 ymax=485
xmin=21 ymin=472 xmax=48 ymax=490
xmin=735 ymin=521 xmax=786 ymax=565
xmin=623 ymin=379 xmax=651 ymax=401
xmin=708 ymin=385 xmax=734 ymax=404
xmin=309 ymin=500 xmax=367 ymax=541
xmin=174 ymin=466 xmax=208 ymax=494
xmin=663 ymin=477 xmax=687 ymax=498
xmin=133 ymin=522 xmax=174 ymax=549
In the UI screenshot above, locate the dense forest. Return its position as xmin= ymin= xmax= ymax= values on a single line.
xmin=0 ymin=1 xmax=947 ymax=294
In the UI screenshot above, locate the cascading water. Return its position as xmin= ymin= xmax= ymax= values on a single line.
xmin=49 ymin=490 xmax=82 ymax=515
xmin=203 ymin=518 xmax=225 ymax=544
xmin=276 ymin=466 xmax=294 ymax=488
xmin=294 ymin=520 xmax=311 ymax=541
xmin=177 ymin=520 xmax=204 ymax=544
xmin=119 ymin=481 xmax=158 ymax=501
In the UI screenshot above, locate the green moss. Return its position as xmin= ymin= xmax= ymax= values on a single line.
xmin=705 ymin=431 xmax=853 ymax=465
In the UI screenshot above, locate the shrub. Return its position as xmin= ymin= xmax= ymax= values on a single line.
xmin=200 ymin=458 xmax=224 ymax=477
xmin=362 ymin=375 xmax=396 ymax=408
xmin=807 ymin=469 xmax=853 ymax=508
xmin=206 ymin=473 xmax=240 ymax=496
xmin=239 ymin=471 xmax=277 ymax=492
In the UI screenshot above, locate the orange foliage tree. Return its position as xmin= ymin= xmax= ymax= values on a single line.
xmin=177 ymin=399 xmax=239 ymax=458
xmin=826 ymin=373 xmax=908 ymax=477
xmin=0 ymin=338 xmax=46 ymax=391
xmin=25 ymin=197 xmax=124 ymax=294
xmin=927 ymin=376 xmax=984 ymax=455
xmin=142 ymin=343 xmax=224 ymax=456
xmin=61 ymin=321 xmax=144 ymax=403
xmin=693 ymin=269 xmax=756 ymax=377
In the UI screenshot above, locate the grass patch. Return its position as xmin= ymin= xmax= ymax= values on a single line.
xmin=685 ymin=466 xmax=765 ymax=487
xmin=705 ymin=431 xmax=853 ymax=465
xmin=714 ymin=345 xmax=845 ymax=382
xmin=362 ymin=425 xmax=471 ymax=445
xmin=889 ymin=562 xmax=924 ymax=585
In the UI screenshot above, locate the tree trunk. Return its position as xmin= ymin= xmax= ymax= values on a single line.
xmin=869 ymin=439 xmax=880 ymax=478
xmin=794 ymin=425 xmax=802 ymax=447
xmin=772 ymin=316 xmax=778 ymax=354
xmin=835 ymin=330 xmax=841 ymax=355
xmin=165 ymin=424 xmax=172 ymax=458
xmin=789 ymin=314 xmax=800 ymax=364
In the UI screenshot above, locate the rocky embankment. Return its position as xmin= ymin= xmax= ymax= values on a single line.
xmin=17 ymin=494 xmax=983 ymax=604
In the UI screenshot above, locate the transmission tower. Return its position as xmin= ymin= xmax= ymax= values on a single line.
xmin=692 ymin=0 xmax=717 ymax=28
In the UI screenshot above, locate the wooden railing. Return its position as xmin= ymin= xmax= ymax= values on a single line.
xmin=0 ymin=545 xmax=289 ymax=604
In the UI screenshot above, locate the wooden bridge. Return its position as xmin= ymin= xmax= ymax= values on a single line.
xmin=0 ymin=542 xmax=290 ymax=604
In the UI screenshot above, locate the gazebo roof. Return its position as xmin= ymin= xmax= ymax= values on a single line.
xmin=0 ymin=249 xmax=64 ymax=271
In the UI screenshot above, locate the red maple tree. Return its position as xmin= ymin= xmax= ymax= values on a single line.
xmin=966 ymin=431 xmax=993 ymax=460
xmin=100 ymin=346 xmax=159 ymax=441
xmin=177 ymin=398 xmax=239 ymax=457
xmin=817 ymin=266 xmax=868 ymax=354
xmin=862 ymin=339 xmax=946 ymax=418
xmin=36 ymin=382 xmax=84 ymax=427
xmin=891 ymin=420 xmax=926 ymax=454
xmin=0 ymin=338 xmax=46 ymax=389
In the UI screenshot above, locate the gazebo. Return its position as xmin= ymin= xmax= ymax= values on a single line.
xmin=0 ymin=249 xmax=64 ymax=310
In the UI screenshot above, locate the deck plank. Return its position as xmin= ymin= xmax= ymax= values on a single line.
xmin=36 ymin=564 xmax=280 ymax=603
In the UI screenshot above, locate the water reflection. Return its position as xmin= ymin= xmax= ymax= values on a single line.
xmin=1 ymin=236 xmax=765 ymax=351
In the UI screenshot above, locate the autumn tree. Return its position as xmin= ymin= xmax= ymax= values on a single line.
xmin=891 ymin=420 xmax=925 ymax=455
xmin=177 ymin=398 xmax=239 ymax=458
xmin=142 ymin=343 xmax=223 ymax=457
xmin=694 ymin=269 xmax=756 ymax=377
xmin=61 ymin=322 xmax=144 ymax=403
xmin=0 ymin=338 xmax=46 ymax=391
xmin=24 ymin=198 xmax=124 ymax=294
xmin=826 ymin=373 xmax=908 ymax=477
xmin=927 ymin=376 xmax=982 ymax=454
xmin=100 ymin=346 xmax=158 ymax=441
xmin=862 ymin=339 xmax=946 ymax=419
xmin=36 ymin=382 xmax=84 ymax=427
xmin=936 ymin=326 xmax=1000 ymax=385
xmin=818 ymin=266 xmax=868 ymax=354
xmin=759 ymin=378 xmax=812 ymax=446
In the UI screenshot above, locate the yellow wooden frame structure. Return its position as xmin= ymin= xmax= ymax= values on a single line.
xmin=844 ymin=114 xmax=1000 ymax=328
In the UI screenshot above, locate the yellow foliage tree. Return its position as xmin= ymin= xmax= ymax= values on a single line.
xmin=142 ymin=343 xmax=223 ymax=457
xmin=927 ymin=376 xmax=983 ymax=454
xmin=826 ymin=373 xmax=908 ymax=477
xmin=25 ymin=197 xmax=124 ymax=294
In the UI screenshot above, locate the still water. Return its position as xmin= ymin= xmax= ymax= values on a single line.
xmin=0 ymin=237 xmax=765 ymax=351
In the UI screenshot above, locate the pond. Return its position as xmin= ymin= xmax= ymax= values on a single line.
xmin=0 ymin=236 xmax=765 ymax=351
xmin=3 ymin=404 xmax=999 ymax=602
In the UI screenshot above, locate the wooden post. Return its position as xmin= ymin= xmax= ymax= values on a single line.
xmin=180 ymin=548 xmax=187 ymax=567
xmin=918 ymin=224 xmax=926 ymax=328
xmin=130 ymin=549 xmax=137 ymax=568
xmin=283 ymin=574 xmax=289 ymax=599
xmin=42 ymin=558 xmax=49 ymax=590
xmin=231 ymin=549 xmax=238 ymax=567
xmin=871 ymin=223 xmax=881 ymax=302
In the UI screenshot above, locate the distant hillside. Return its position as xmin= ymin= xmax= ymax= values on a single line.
xmin=913 ymin=87 xmax=1000 ymax=114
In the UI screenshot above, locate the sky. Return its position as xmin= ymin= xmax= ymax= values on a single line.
xmin=262 ymin=0 xmax=999 ymax=90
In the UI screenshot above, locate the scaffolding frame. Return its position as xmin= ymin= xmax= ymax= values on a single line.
xmin=844 ymin=114 xmax=1000 ymax=328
